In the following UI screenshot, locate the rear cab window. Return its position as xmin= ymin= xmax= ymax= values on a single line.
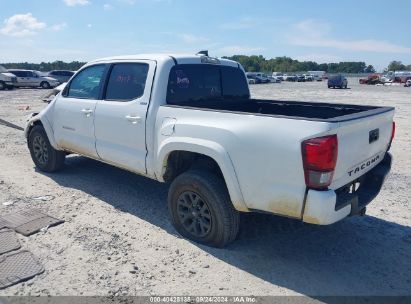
xmin=167 ymin=64 xmax=250 ymax=105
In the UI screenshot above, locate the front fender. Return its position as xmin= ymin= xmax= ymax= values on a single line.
xmin=156 ymin=137 xmax=249 ymax=212
xmin=25 ymin=112 xmax=59 ymax=150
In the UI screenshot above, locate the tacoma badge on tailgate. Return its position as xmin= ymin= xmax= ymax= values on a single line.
xmin=348 ymin=153 xmax=382 ymax=177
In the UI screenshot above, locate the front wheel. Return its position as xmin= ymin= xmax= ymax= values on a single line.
xmin=28 ymin=125 xmax=65 ymax=172
xmin=40 ymin=81 xmax=50 ymax=89
xmin=0 ymin=82 xmax=5 ymax=90
xmin=168 ymin=170 xmax=240 ymax=248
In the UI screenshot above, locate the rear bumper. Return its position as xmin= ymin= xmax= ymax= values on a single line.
xmin=303 ymin=153 xmax=392 ymax=225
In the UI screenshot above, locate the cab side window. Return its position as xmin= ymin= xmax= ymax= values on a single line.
xmin=105 ymin=63 xmax=149 ymax=101
xmin=66 ymin=65 xmax=106 ymax=99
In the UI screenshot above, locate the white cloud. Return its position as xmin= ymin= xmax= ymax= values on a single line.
xmin=289 ymin=19 xmax=411 ymax=54
xmin=103 ymin=3 xmax=113 ymax=10
xmin=63 ymin=0 xmax=90 ymax=7
xmin=0 ymin=13 xmax=46 ymax=37
xmin=217 ymin=45 xmax=265 ymax=55
xmin=87 ymin=24 xmax=92 ymax=28
xmin=179 ymin=34 xmax=209 ymax=44
xmin=51 ymin=22 xmax=68 ymax=31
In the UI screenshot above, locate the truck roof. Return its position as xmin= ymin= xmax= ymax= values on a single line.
xmin=89 ymin=53 xmax=240 ymax=67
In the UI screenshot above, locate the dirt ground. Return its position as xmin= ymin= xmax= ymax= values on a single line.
xmin=0 ymin=79 xmax=410 ymax=297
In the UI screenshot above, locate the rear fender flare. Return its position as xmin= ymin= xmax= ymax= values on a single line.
xmin=156 ymin=138 xmax=249 ymax=212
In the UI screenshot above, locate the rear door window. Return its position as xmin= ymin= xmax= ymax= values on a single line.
xmin=104 ymin=63 xmax=149 ymax=101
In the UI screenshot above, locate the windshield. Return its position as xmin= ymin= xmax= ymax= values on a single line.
xmin=0 ymin=66 xmax=8 ymax=73
xmin=167 ymin=64 xmax=250 ymax=105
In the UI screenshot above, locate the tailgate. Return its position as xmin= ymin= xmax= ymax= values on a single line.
xmin=330 ymin=109 xmax=394 ymax=189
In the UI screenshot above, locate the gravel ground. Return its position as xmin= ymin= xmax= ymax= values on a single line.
xmin=0 ymin=79 xmax=410 ymax=297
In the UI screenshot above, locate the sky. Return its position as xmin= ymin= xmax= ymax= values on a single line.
xmin=1 ymin=0 xmax=411 ymax=71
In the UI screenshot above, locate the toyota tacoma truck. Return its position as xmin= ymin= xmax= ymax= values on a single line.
xmin=25 ymin=52 xmax=395 ymax=247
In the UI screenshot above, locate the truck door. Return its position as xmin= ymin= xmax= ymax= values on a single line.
xmin=94 ymin=61 xmax=156 ymax=174
xmin=53 ymin=64 xmax=107 ymax=158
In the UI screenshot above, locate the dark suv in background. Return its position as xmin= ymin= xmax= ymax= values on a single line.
xmin=328 ymin=75 xmax=348 ymax=89
xmin=48 ymin=70 xmax=75 ymax=83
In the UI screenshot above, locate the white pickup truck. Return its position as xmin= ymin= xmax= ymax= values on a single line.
xmin=25 ymin=52 xmax=395 ymax=247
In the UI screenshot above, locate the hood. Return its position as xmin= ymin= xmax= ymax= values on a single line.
xmin=42 ymin=76 xmax=59 ymax=82
xmin=55 ymin=82 xmax=67 ymax=92
xmin=2 ymin=72 xmax=17 ymax=78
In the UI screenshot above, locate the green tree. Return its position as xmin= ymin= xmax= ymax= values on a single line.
xmin=364 ymin=65 xmax=376 ymax=73
xmin=387 ymin=61 xmax=406 ymax=71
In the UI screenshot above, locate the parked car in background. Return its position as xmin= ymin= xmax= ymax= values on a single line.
xmin=328 ymin=75 xmax=348 ymax=89
xmin=8 ymin=69 xmax=60 ymax=89
xmin=296 ymin=75 xmax=306 ymax=82
xmin=304 ymin=74 xmax=314 ymax=82
xmin=359 ymin=74 xmax=381 ymax=85
xmin=268 ymin=76 xmax=281 ymax=83
xmin=247 ymin=77 xmax=256 ymax=84
xmin=284 ymin=74 xmax=297 ymax=82
xmin=312 ymin=74 xmax=322 ymax=81
xmin=246 ymin=73 xmax=258 ymax=84
xmin=0 ymin=65 xmax=17 ymax=90
xmin=272 ymin=72 xmax=284 ymax=81
xmin=308 ymin=71 xmax=326 ymax=81
xmin=255 ymin=73 xmax=270 ymax=83
xmin=405 ymin=80 xmax=411 ymax=87
xmin=48 ymin=70 xmax=75 ymax=83
xmin=246 ymin=72 xmax=269 ymax=84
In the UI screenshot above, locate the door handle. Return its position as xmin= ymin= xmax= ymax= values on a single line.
xmin=125 ymin=115 xmax=142 ymax=124
xmin=81 ymin=109 xmax=93 ymax=117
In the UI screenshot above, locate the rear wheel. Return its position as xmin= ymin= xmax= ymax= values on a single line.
xmin=28 ymin=125 xmax=65 ymax=172
xmin=40 ymin=81 xmax=50 ymax=89
xmin=168 ymin=170 xmax=240 ymax=247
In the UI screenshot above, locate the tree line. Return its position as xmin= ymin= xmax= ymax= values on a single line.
xmin=387 ymin=61 xmax=411 ymax=72
xmin=223 ymin=55 xmax=377 ymax=73
xmin=0 ymin=61 xmax=86 ymax=72
xmin=1 ymin=58 xmax=410 ymax=74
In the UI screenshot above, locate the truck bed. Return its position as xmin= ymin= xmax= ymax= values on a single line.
xmin=170 ymin=99 xmax=394 ymax=123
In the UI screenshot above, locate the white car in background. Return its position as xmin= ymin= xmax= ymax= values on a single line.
xmin=0 ymin=65 xmax=17 ymax=90
xmin=8 ymin=69 xmax=60 ymax=89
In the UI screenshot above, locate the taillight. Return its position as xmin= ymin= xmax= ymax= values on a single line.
xmin=301 ymin=135 xmax=338 ymax=190
xmin=388 ymin=121 xmax=395 ymax=151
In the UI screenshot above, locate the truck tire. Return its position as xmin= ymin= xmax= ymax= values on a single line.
xmin=0 ymin=81 xmax=5 ymax=90
xmin=40 ymin=81 xmax=50 ymax=89
xmin=28 ymin=125 xmax=65 ymax=172
xmin=168 ymin=170 xmax=240 ymax=248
